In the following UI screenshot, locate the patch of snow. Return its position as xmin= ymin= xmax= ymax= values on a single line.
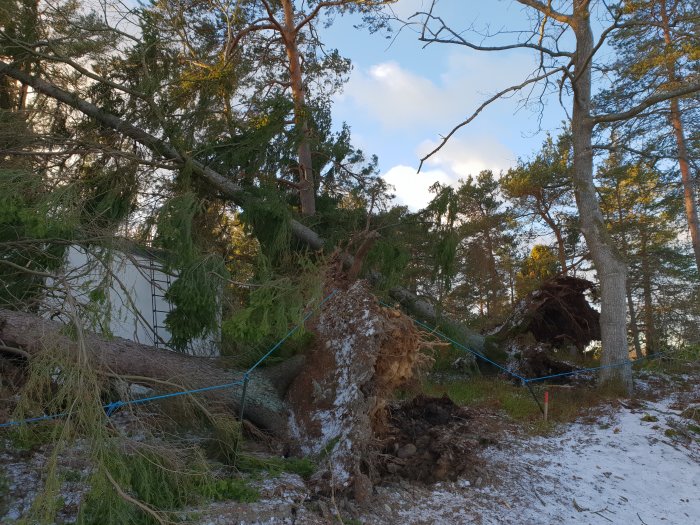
xmin=360 ymin=392 xmax=700 ymax=524
xmin=290 ymin=284 xmax=381 ymax=487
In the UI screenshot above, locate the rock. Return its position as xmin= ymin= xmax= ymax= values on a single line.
xmin=386 ymin=462 xmax=400 ymax=474
xmin=396 ymin=443 xmax=417 ymax=459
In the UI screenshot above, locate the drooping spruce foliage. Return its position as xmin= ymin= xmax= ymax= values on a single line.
xmin=1 ymin=0 xmax=700 ymax=521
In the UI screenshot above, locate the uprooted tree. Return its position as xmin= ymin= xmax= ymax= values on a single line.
xmin=407 ymin=0 xmax=700 ymax=393
xmin=1 ymin=2 xmax=698 ymax=512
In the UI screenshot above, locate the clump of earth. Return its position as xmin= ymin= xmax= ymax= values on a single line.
xmin=377 ymin=394 xmax=492 ymax=483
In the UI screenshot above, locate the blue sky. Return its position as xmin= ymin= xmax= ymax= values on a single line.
xmin=319 ymin=0 xmax=571 ymax=210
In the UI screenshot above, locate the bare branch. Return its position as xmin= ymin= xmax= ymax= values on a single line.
xmin=224 ymin=22 xmax=279 ymax=57
xmin=592 ymin=80 xmax=700 ymax=124
xmin=413 ymin=10 xmax=573 ymax=58
xmin=515 ymin=0 xmax=572 ymax=25
xmin=419 ymin=67 xmax=566 ymax=171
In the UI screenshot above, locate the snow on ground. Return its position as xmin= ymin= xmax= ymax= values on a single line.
xmin=361 ymin=391 xmax=700 ymax=525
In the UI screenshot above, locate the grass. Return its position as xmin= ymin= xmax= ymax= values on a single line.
xmin=78 ymin=441 xmax=261 ymax=525
xmin=423 ymin=375 xmax=626 ymax=432
xmin=237 ymin=454 xmax=316 ymax=479
xmin=423 ymin=376 xmax=541 ymax=422
xmin=4 ymin=342 xmax=269 ymax=525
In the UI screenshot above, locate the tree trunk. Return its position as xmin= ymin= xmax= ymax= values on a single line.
xmin=614 ymin=171 xmax=642 ymax=359
xmin=0 ymin=60 xmax=495 ymax=367
xmin=659 ymin=0 xmax=700 ymax=273
xmin=0 ymin=308 xmax=297 ymax=436
xmin=571 ymin=3 xmax=632 ymax=392
xmin=626 ymin=286 xmax=643 ymax=360
xmin=282 ymin=0 xmax=316 ymax=216
xmin=0 ymin=59 xmax=326 ymax=245
xmin=541 ymin=210 xmax=568 ymax=275
xmin=639 ymin=230 xmax=657 ymax=355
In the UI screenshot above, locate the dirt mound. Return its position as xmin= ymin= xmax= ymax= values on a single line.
xmin=378 ymin=395 xmax=484 ymax=483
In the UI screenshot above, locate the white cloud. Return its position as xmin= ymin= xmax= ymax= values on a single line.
xmin=418 ymin=135 xmax=515 ymax=179
xmin=342 ymin=51 xmax=536 ymax=131
xmin=382 ymin=165 xmax=454 ymax=211
xmin=342 ymin=61 xmax=452 ymax=129
xmin=338 ymin=44 xmax=537 ymax=211
xmin=383 ymin=136 xmax=516 ymax=212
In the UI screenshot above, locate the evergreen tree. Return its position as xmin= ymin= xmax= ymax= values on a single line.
xmin=598 ymin=153 xmax=695 ymax=354
xmin=501 ymin=130 xmax=577 ymax=275
xmin=598 ymin=0 xmax=700 ymax=272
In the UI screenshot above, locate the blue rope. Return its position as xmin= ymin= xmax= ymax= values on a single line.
xmin=0 ymin=290 xmax=338 ymax=429
xmin=379 ymin=300 xmax=526 ymax=381
xmin=523 ymin=352 xmax=666 ymax=383
xmin=0 ymin=412 xmax=69 ymax=428
xmin=381 ymin=299 xmax=668 ymax=385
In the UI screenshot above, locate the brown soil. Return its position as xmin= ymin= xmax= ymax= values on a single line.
xmin=376 ymin=394 xmax=492 ymax=484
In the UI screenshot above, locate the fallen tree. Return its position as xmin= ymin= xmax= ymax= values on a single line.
xmin=0 ymin=60 xmax=488 ymax=358
xmin=1 ymin=278 xmax=437 ymax=497
xmin=0 ymin=308 xmax=299 ymax=435
xmin=495 ymin=276 xmax=600 ymax=349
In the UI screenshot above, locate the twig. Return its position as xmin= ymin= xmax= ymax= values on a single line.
xmin=573 ymin=498 xmax=589 ymax=512
xmin=0 ymin=344 xmax=30 ymax=359
xmin=637 ymin=512 xmax=649 ymax=525
xmin=104 ymin=469 xmax=169 ymax=525
xmin=592 ymin=507 xmax=614 ymax=522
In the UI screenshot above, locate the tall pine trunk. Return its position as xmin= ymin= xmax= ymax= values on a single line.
xmin=282 ymin=0 xmax=315 ymax=216
xmin=658 ymin=0 xmax=700 ymax=272
xmin=639 ymin=229 xmax=657 ymax=355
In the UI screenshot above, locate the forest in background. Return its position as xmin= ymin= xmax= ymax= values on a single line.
xmin=0 ymin=0 xmax=699 ymax=522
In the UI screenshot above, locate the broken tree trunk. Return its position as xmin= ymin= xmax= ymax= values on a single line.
xmin=0 ymin=308 xmax=299 ymax=436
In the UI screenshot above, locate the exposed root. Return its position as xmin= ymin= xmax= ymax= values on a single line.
xmin=286 ymin=271 xmax=439 ymax=497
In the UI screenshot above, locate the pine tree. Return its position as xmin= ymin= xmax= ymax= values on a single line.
xmin=598 ymin=153 xmax=694 ymax=355
xmin=501 ymin=130 xmax=576 ymax=275
xmin=599 ymin=0 xmax=700 ymax=273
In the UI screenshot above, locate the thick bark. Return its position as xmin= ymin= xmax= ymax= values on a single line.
xmin=281 ymin=0 xmax=315 ymax=216
xmin=0 ymin=308 xmax=297 ymax=435
xmin=570 ymin=3 xmax=632 ymax=391
xmin=659 ymin=0 xmax=700 ymax=273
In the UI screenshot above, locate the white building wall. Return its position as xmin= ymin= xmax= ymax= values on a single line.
xmin=44 ymin=245 xmax=220 ymax=356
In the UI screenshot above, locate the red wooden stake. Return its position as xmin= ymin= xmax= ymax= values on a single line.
xmin=544 ymin=391 xmax=549 ymax=422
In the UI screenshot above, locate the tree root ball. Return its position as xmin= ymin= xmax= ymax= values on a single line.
xmin=285 ymin=280 xmax=434 ymax=496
